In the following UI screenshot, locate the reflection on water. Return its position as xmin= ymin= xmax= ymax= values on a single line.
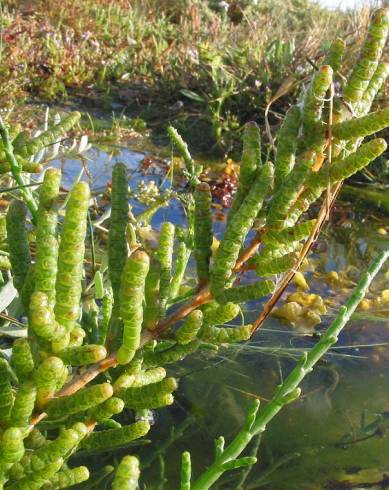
xmin=61 ymin=141 xmax=389 ymax=489
xmin=52 ymin=145 xmax=145 ymax=190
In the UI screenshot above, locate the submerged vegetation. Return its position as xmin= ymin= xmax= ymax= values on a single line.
xmin=0 ymin=1 xmax=387 ymax=489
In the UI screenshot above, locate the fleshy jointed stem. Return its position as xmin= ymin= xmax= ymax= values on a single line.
xmin=194 ymin=182 xmax=213 ymax=286
xmin=108 ymin=163 xmax=129 ymax=308
xmin=35 ymin=168 xmax=61 ymax=306
xmin=6 ymin=200 xmax=31 ymax=294
xmin=54 ymin=182 xmax=90 ymax=331
xmin=118 ymin=250 xmax=150 ymax=364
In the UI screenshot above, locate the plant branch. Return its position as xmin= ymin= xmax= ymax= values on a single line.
xmin=192 ymin=248 xmax=389 ymax=489
xmin=28 ymin=180 xmax=351 ymax=425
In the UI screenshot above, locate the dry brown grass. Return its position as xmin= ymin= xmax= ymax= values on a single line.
xmin=0 ymin=0 xmax=384 ymax=148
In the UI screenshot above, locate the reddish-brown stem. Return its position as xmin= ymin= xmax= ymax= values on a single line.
xmin=30 ymin=411 xmax=47 ymax=426
xmin=251 ymin=182 xmax=342 ymax=333
xmin=56 ymin=353 xmax=118 ymax=398
xmin=233 ymin=232 xmax=263 ymax=272
xmin=150 ymin=286 xmax=212 ymax=337
xmin=252 ymin=84 xmax=337 ymax=333
xmin=85 ymin=419 xmax=97 ymax=431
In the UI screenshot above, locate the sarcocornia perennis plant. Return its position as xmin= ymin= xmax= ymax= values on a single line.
xmin=0 ymin=8 xmax=387 ymax=490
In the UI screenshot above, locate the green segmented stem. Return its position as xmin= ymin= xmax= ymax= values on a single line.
xmin=20 ymin=264 xmax=35 ymax=313
xmin=0 ymin=255 xmax=11 ymax=269
xmin=114 ymin=367 xmax=167 ymax=393
xmin=170 ymin=241 xmax=191 ymax=299
xmin=98 ymin=288 xmax=113 ymax=345
xmin=22 ymin=424 xmax=87 ymax=475
xmin=88 ymin=397 xmax=124 ymax=422
xmin=262 ymin=219 xmax=317 ymax=246
xmin=331 ymin=107 xmax=389 ymax=140
xmin=14 ymin=112 xmax=81 ymax=158
xmin=35 ymin=168 xmax=61 ymax=306
xmin=167 ymin=126 xmax=195 ymax=178
xmin=118 ymin=250 xmax=150 ymax=365
xmin=55 ymin=182 xmax=90 ymax=332
xmin=123 ymin=392 xmax=174 ymax=410
xmin=211 ymin=162 xmax=273 ymax=301
xmin=266 ymin=150 xmax=316 ymax=229
xmin=0 ymin=358 xmax=13 ymax=425
xmin=284 ymin=185 xmax=324 ymax=228
xmin=203 ymin=302 xmax=240 ymax=326
xmin=199 ymin=324 xmax=251 ymax=343
xmin=302 ymin=65 xmax=333 ymax=134
xmin=181 ymin=452 xmax=191 ymax=490
xmin=307 ymin=138 xmax=387 ymax=189
xmin=221 ymin=280 xmax=275 ymax=303
xmin=0 ymin=158 xmax=43 ymax=175
xmin=229 ymin=122 xmax=262 ymax=220
xmin=176 ymin=310 xmax=203 ymax=345
xmin=251 ymin=252 xmax=298 ymax=277
xmin=194 ymin=183 xmax=213 ymax=286
xmin=42 ymin=466 xmax=89 ymax=490
xmin=358 ymin=62 xmax=389 ymax=114
xmin=0 ymin=215 xmax=7 ymax=250
xmin=70 ymin=465 xmax=114 ymax=488
xmin=6 ymin=200 xmax=31 ymax=293
xmin=262 ymin=240 xmax=302 ymax=259
xmin=38 ymin=167 xmax=62 ymax=215
xmin=344 ymin=8 xmax=389 ymax=106
xmin=274 ymin=106 xmax=302 ymax=187
xmin=25 ymin=428 xmax=47 ymax=450
xmin=324 ymin=38 xmax=346 ymax=72
xmin=9 ymin=382 xmax=36 ymax=427
xmin=34 ymin=356 xmax=68 ymax=409
xmin=240 ymin=122 xmax=262 ymax=177
xmin=120 ymin=377 xmax=177 ymax=410
xmin=7 ymin=458 xmax=64 ymax=490
xmin=112 ymin=455 xmax=140 ymax=490
xmin=0 ymin=427 xmax=24 ymax=467
xmin=58 ymin=344 xmax=107 ymax=366
xmin=331 ymin=98 xmax=355 ymax=157
xmin=143 ymin=340 xmax=200 ymax=368
xmin=68 ymin=325 xmax=86 ymax=348
xmin=11 ymin=159 xmax=43 ymax=173
xmin=46 ymin=383 xmax=113 ymax=419
xmin=30 ymin=291 xmax=68 ymax=344
xmin=157 ymin=222 xmax=175 ymax=313
xmin=11 ymin=131 xmax=29 ymax=153
xmin=108 ymin=163 xmax=129 ymax=308
xmin=11 ymin=338 xmax=34 ymax=379
xmin=81 ymin=421 xmax=150 ymax=451
xmin=143 ymin=260 xmax=161 ymax=330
